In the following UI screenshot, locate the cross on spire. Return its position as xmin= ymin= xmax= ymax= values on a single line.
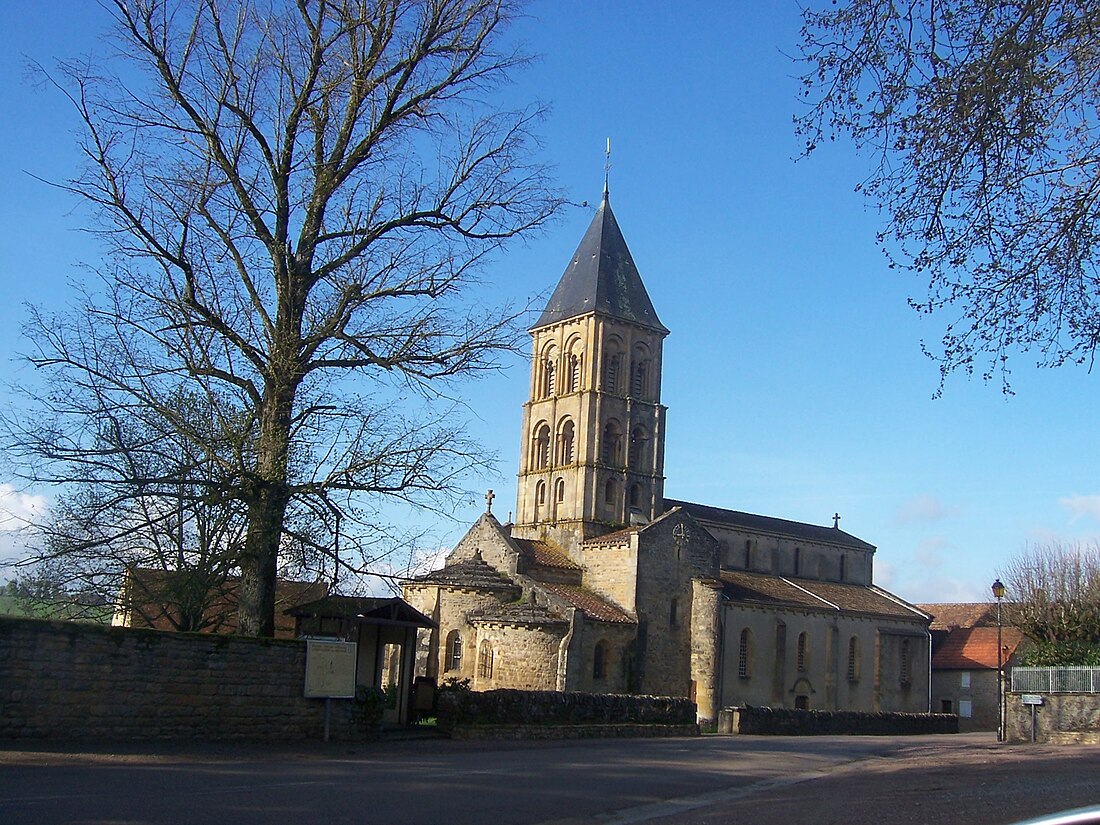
xmin=485 ymin=489 xmax=495 ymax=514
xmin=603 ymin=137 xmax=611 ymax=200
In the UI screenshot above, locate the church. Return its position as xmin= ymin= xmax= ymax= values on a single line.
xmin=402 ymin=186 xmax=931 ymax=724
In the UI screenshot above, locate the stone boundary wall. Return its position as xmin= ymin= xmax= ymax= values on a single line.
xmin=0 ymin=616 xmax=362 ymax=742
xmin=448 ymin=723 xmax=699 ymax=740
xmin=435 ymin=688 xmax=697 ymax=733
xmin=718 ymin=705 xmax=958 ymax=736
xmin=1006 ymin=692 xmax=1100 ymax=744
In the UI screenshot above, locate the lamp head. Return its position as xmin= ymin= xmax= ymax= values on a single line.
xmin=991 ymin=578 xmax=1006 ymax=600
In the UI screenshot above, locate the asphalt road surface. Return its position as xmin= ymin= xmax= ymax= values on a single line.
xmin=1 ymin=733 xmax=1098 ymax=825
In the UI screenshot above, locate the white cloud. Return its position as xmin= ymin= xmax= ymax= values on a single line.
xmin=0 ymin=484 xmax=48 ymax=571
xmin=1058 ymin=494 xmax=1100 ymax=525
xmin=893 ymin=494 xmax=954 ymax=525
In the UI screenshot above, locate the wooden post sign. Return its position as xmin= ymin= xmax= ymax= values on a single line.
xmin=304 ymin=639 xmax=357 ymax=699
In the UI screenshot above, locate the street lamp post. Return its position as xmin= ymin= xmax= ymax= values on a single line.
xmin=992 ymin=578 xmax=1006 ymax=742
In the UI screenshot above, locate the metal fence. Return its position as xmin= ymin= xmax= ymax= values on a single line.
xmin=1011 ymin=666 xmax=1100 ymax=694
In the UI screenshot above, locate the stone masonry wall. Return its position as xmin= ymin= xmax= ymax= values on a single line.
xmin=0 ymin=616 xmax=359 ymax=742
xmin=1006 ymin=692 xmax=1100 ymax=744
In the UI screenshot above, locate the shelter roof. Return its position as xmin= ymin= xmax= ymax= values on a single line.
xmin=917 ymin=602 xmax=1000 ymax=630
xmin=930 ymin=626 xmax=1027 ymax=669
xmin=719 ymin=570 xmax=928 ymax=621
xmin=539 ymin=582 xmax=635 ymax=624
xmin=405 ymin=554 xmax=518 ymax=593
xmin=665 ymin=499 xmax=876 ymax=552
xmin=285 ymin=595 xmax=435 ymax=628
xmin=532 ymin=194 xmax=667 ymax=333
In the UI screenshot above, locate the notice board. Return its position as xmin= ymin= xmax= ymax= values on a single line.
xmin=304 ymin=639 xmax=357 ymax=698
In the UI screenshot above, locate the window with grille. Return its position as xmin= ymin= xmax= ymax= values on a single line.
xmin=739 ymin=629 xmax=752 ymax=678
xmin=478 ymin=642 xmax=494 ymax=679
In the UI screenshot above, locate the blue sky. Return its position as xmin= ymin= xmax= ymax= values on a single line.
xmin=2 ymin=1 xmax=1098 ymax=604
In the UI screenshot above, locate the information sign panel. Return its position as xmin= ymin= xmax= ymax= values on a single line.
xmin=304 ymin=639 xmax=357 ymax=699
xmin=1021 ymin=694 xmax=1044 ymax=706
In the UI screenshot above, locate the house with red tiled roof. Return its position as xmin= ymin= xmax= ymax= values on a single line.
xmin=402 ymin=191 xmax=931 ymax=721
xmin=918 ymin=602 xmax=1027 ymax=731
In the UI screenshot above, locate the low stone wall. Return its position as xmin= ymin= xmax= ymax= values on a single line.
xmin=1006 ymin=692 xmax=1100 ymax=744
xmin=717 ymin=705 xmax=958 ymax=736
xmin=436 ymin=688 xmax=697 ymax=737
xmin=0 ymin=616 xmax=362 ymax=742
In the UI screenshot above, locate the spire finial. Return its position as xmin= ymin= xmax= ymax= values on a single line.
xmin=603 ymin=137 xmax=611 ymax=201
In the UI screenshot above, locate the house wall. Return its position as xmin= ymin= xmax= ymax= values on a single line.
xmin=717 ymin=606 xmax=930 ymax=714
xmin=402 ymin=583 xmax=507 ymax=682
xmin=632 ymin=514 xmax=720 ymax=698
xmin=564 ymin=618 xmax=637 ymax=694
xmin=930 ymin=669 xmax=998 ymax=731
xmin=579 ymin=539 xmax=639 ymax=616
xmin=472 ymin=622 xmax=565 ymax=691
xmin=0 ymin=616 xmax=362 ymax=742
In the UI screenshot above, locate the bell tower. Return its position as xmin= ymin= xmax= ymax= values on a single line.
xmin=513 ymin=190 xmax=668 ymax=557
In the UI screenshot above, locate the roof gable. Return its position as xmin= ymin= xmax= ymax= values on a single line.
xmin=533 ymin=195 xmax=666 ymax=333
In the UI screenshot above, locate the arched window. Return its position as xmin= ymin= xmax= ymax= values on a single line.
xmin=478 ymin=641 xmax=494 ymax=679
xmin=629 ymin=483 xmax=643 ymax=508
xmin=601 ymin=420 xmax=623 ymax=465
xmin=535 ymin=480 xmax=546 ymax=506
xmin=604 ymin=477 xmax=618 ymax=506
xmin=534 ymin=423 xmax=551 ymax=469
xmin=628 ymin=426 xmax=648 ymax=469
xmin=739 ymin=629 xmax=752 ymax=678
xmin=797 ymin=632 xmax=809 ymax=672
xmin=744 ymin=540 xmax=753 ymax=570
xmin=593 ymin=640 xmax=609 ymax=680
xmin=539 ymin=344 xmax=557 ymax=399
xmin=602 ymin=344 xmax=622 ymax=393
xmin=631 ymin=359 xmax=648 ymax=398
xmin=555 ymin=478 xmax=565 ymax=502
xmin=847 ymin=636 xmax=860 ymax=682
xmin=446 ymin=630 xmax=463 ymax=671
xmin=839 ymin=554 xmax=847 ymax=582
xmin=558 ymin=419 xmax=575 ymax=465
xmin=793 ymin=547 xmax=802 ymax=576
xmin=900 ymin=639 xmax=911 ymax=685
xmin=669 ymin=598 xmax=678 ymax=628
xmin=566 ymin=348 xmax=582 ymax=393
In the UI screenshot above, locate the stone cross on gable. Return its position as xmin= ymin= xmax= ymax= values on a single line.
xmin=485 ymin=489 xmax=495 ymax=514
xmin=833 ymin=513 xmax=841 ymax=529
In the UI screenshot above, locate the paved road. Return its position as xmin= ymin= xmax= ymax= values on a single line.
xmin=1 ymin=733 xmax=1098 ymax=825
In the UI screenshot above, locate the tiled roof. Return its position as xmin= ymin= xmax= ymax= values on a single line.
xmin=719 ymin=570 xmax=928 ymax=621
xmin=285 ymin=596 xmax=435 ymax=628
xmin=468 ymin=600 xmax=568 ymax=627
xmin=405 ymin=555 xmax=518 ymax=593
xmin=539 ymin=582 xmax=635 ymax=624
xmin=512 ymin=538 xmax=581 ymax=570
xmin=917 ymin=602 xmax=999 ymax=630
xmin=583 ymin=527 xmax=638 ymax=547
xmin=931 ymin=626 xmax=1027 ymax=669
xmin=665 ymin=499 xmax=876 ymax=552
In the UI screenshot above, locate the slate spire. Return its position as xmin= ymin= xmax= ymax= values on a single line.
xmin=532 ymin=192 xmax=667 ymax=333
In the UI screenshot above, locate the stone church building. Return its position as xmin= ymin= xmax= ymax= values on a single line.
xmin=402 ymin=189 xmax=931 ymax=723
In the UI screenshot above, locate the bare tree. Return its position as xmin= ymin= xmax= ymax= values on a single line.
xmin=11 ymin=0 xmax=560 ymax=635
xmin=1003 ymin=542 xmax=1100 ymax=652
xmin=796 ymin=2 xmax=1100 ymax=393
